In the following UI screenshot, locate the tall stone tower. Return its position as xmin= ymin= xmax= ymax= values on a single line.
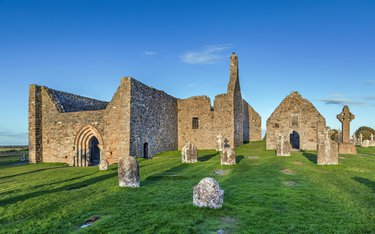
xmin=227 ymin=52 xmax=243 ymax=147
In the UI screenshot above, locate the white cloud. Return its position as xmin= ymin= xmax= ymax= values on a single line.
xmin=143 ymin=51 xmax=157 ymax=56
xmin=180 ymin=44 xmax=232 ymax=64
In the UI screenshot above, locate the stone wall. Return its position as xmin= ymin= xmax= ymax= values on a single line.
xmin=266 ymin=91 xmax=326 ymax=150
xmin=129 ymin=78 xmax=178 ymax=158
xmin=28 ymin=85 xmax=107 ymax=165
xmin=243 ymin=101 xmax=262 ymax=142
xmin=102 ymin=78 xmax=131 ymax=163
xmin=29 ymin=53 xmax=262 ymax=166
xmin=248 ymin=104 xmax=262 ymax=141
xmin=178 ymin=96 xmax=215 ymax=149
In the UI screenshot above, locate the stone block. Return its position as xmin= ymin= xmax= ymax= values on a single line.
xmin=193 ymin=177 xmax=224 ymax=209
xmin=118 ymin=156 xmax=140 ymax=188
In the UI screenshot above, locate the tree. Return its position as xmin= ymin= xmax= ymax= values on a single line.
xmin=355 ymin=126 xmax=375 ymax=140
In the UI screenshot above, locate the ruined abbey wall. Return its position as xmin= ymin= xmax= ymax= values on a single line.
xmin=129 ymin=79 xmax=178 ymax=158
xmin=29 ymin=52 xmax=262 ymax=166
xmin=102 ymin=78 xmax=131 ymax=164
xmin=248 ymin=104 xmax=262 ymax=141
xmin=28 ymin=85 xmax=108 ymax=165
xmin=266 ymin=92 xmax=326 ymax=150
xmin=177 ymin=96 xmax=215 ymax=149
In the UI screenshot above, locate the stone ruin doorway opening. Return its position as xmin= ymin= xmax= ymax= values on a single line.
xmin=74 ymin=125 xmax=104 ymax=167
xmin=143 ymin=142 xmax=149 ymax=158
xmin=89 ymin=136 xmax=100 ymax=166
xmin=290 ymin=131 xmax=300 ymax=149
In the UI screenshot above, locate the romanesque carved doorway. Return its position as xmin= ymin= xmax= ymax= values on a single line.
xmin=89 ymin=136 xmax=100 ymax=166
xmin=74 ymin=125 xmax=104 ymax=167
xmin=143 ymin=142 xmax=149 ymax=158
xmin=290 ymin=131 xmax=300 ymax=149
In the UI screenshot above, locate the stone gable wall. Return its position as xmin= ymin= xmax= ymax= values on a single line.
xmin=102 ymin=78 xmax=131 ymax=163
xmin=129 ymin=79 xmax=178 ymax=158
xmin=266 ymin=92 xmax=326 ymax=150
xmin=178 ymin=96 xmax=215 ymax=149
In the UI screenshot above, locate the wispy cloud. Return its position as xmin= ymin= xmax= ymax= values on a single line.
xmin=180 ymin=44 xmax=232 ymax=64
xmin=320 ymin=98 xmax=367 ymax=106
xmin=319 ymin=93 xmax=375 ymax=106
xmin=143 ymin=51 xmax=157 ymax=56
xmin=364 ymin=80 xmax=375 ymax=85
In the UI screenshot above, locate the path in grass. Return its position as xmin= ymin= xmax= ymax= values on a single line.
xmin=0 ymin=142 xmax=374 ymax=233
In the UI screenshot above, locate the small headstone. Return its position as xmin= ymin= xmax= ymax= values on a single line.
xmin=118 ymin=156 xmax=140 ymax=188
xmin=216 ymin=134 xmax=224 ymax=152
xmin=193 ymin=177 xmax=224 ymax=209
xmin=276 ymin=134 xmax=291 ymax=156
xmin=220 ymin=147 xmax=236 ymax=165
xmin=359 ymin=133 xmax=363 ymax=145
xmin=317 ymin=128 xmax=338 ymax=165
xmin=362 ymin=140 xmax=370 ymax=148
xmin=371 ymin=134 xmax=374 ymax=141
xmin=98 ymin=159 xmax=109 ymax=171
xmin=181 ymin=142 xmax=198 ymax=163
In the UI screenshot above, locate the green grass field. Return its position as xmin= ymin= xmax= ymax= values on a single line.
xmin=0 ymin=141 xmax=374 ymax=233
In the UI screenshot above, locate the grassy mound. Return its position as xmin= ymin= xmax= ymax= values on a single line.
xmin=0 ymin=141 xmax=374 ymax=233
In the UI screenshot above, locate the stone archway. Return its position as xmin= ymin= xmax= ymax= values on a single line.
xmin=74 ymin=125 xmax=104 ymax=167
xmin=289 ymin=131 xmax=300 ymax=149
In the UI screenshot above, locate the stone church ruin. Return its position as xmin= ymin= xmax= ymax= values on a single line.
xmin=28 ymin=52 xmax=262 ymax=166
xmin=266 ymin=91 xmax=326 ymax=151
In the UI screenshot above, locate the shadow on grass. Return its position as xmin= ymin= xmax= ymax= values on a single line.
xmin=353 ymin=177 xmax=375 ymax=193
xmin=198 ymin=153 xmax=218 ymax=162
xmin=143 ymin=164 xmax=190 ymax=184
xmin=236 ymin=155 xmax=244 ymax=164
xmin=0 ymin=172 xmax=117 ymax=206
xmin=302 ymin=151 xmax=317 ymax=164
xmin=0 ymin=165 xmax=67 ymax=180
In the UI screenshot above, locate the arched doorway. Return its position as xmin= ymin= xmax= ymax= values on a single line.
xmin=143 ymin=142 xmax=148 ymax=158
xmin=74 ymin=125 xmax=104 ymax=167
xmin=290 ymin=131 xmax=300 ymax=149
xmin=89 ymin=136 xmax=100 ymax=166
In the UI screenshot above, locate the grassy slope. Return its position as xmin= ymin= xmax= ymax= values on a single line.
xmin=0 ymin=142 xmax=374 ymax=233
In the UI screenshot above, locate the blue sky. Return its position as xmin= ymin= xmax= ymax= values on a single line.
xmin=0 ymin=0 xmax=374 ymax=145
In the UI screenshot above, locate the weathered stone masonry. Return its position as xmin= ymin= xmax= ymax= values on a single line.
xmin=29 ymin=53 xmax=262 ymax=166
xmin=266 ymin=91 xmax=326 ymax=151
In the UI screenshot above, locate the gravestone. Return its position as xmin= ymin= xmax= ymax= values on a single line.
xmin=276 ymin=134 xmax=291 ymax=156
xmin=336 ymin=105 xmax=357 ymax=154
xmin=193 ymin=177 xmax=224 ymax=209
xmin=118 ymin=156 xmax=140 ymax=188
xmin=181 ymin=142 xmax=198 ymax=163
xmin=317 ymin=128 xmax=338 ymax=165
xmin=220 ymin=147 xmax=236 ymax=165
xmin=362 ymin=140 xmax=370 ymax=148
xmin=216 ymin=134 xmax=224 ymax=152
xmin=98 ymin=159 xmax=109 ymax=171
xmin=359 ymin=133 xmax=363 ymax=145
xmin=371 ymin=134 xmax=374 ymax=141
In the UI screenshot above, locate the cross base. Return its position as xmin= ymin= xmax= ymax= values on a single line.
xmin=338 ymin=143 xmax=357 ymax=155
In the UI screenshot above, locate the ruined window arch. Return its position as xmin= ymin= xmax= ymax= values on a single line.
xmin=74 ymin=125 xmax=104 ymax=167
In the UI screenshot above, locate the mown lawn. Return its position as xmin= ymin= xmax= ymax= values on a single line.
xmin=0 ymin=141 xmax=374 ymax=233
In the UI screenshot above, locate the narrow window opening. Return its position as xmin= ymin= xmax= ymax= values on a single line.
xmin=192 ymin=117 xmax=199 ymax=129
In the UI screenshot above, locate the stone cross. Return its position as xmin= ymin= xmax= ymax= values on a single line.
xmin=336 ymin=105 xmax=355 ymax=144
xmin=360 ymin=133 xmax=363 ymax=144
